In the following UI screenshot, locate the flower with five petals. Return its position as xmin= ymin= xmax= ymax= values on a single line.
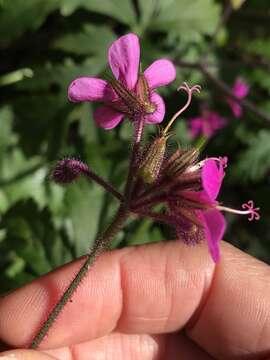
xmin=68 ymin=33 xmax=176 ymax=129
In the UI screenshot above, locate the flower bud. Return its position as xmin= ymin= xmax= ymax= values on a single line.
xmin=139 ymin=136 xmax=167 ymax=184
xmin=167 ymin=148 xmax=199 ymax=177
xmin=51 ymin=158 xmax=88 ymax=184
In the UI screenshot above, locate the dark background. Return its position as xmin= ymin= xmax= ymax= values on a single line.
xmin=1 ymin=0 xmax=270 ymax=293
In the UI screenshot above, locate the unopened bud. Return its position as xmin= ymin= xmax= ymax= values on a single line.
xmin=51 ymin=158 xmax=88 ymax=184
xmin=139 ymin=136 xmax=167 ymax=184
xmin=167 ymin=148 xmax=199 ymax=177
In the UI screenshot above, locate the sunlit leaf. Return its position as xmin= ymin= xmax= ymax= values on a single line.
xmin=60 ymin=0 xmax=136 ymax=25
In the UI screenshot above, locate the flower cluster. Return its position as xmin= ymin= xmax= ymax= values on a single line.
xmin=188 ymin=77 xmax=249 ymax=139
xmin=189 ymin=109 xmax=227 ymax=139
xmin=53 ymin=33 xmax=260 ymax=262
xmin=226 ymin=77 xmax=250 ymax=118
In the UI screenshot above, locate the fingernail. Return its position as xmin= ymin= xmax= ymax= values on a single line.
xmin=0 ymin=355 xmax=18 ymax=359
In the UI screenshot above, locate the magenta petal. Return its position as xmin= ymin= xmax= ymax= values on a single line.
xmin=202 ymin=159 xmax=224 ymax=201
xmin=144 ymin=59 xmax=176 ymax=89
xmin=108 ymin=33 xmax=140 ymax=89
xmin=189 ymin=117 xmax=204 ymax=138
xmin=227 ymin=98 xmax=243 ymax=118
xmin=233 ymin=78 xmax=249 ymax=98
xmin=181 ymin=190 xmax=212 ymax=206
xmin=206 ymin=111 xmax=227 ymax=130
xmin=144 ymin=92 xmax=165 ymax=124
xmin=201 ymin=209 xmax=226 ymax=262
xmin=94 ymin=105 xmax=124 ymax=130
xmin=68 ymin=77 xmax=115 ymax=102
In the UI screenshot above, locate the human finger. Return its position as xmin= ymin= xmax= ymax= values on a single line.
xmin=0 ymin=349 xmax=56 ymax=359
xmin=43 ymin=332 xmax=213 ymax=360
xmin=0 ymin=240 xmax=269 ymax=359
xmin=0 ymin=241 xmax=213 ymax=349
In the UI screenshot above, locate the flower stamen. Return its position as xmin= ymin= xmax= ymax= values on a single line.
xmin=216 ymin=200 xmax=260 ymax=221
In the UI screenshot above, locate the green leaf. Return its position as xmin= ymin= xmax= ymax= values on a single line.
xmin=0 ymin=106 xmax=15 ymax=167
xmin=245 ymin=38 xmax=270 ymax=59
xmin=54 ymin=24 xmax=115 ymax=58
xmin=249 ymin=68 xmax=270 ymax=91
xmin=0 ymin=148 xmax=46 ymax=208
xmin=13 ymin=60 xmax=106 ymax=155
xmin=0 ymin=0 xmax=60 ymax=46
xmin=138 ymin=0 xmax=220 ymax=37
xmin=233 ymin=130 xmax=270 ymax=182
xmin=60 ymin=0 xmax=136 ymax=25
xmin=0 ymin=68 xmax=33 ymax=86
xmin=65 ymin=178 xmax=104 ymax=255
xmin=0 ymin=200 xmax=72 ymax=278
xmin=174 ymin=120 xmax=192 ymax=148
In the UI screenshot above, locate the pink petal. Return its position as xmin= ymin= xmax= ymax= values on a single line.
xmin=144 ymin=92 xmax=165 ymax=124
xmin=108 ymin=33 xmax=140 ymax=89
xmin=202 ymin=159 xmax=224 ymax=201
xmin=144 ymin=59 xmax=176 ymax=89
xmin=94 ymin=105 xmax=124 ymax=130
xmin=207 ymin=111 xmax=227 ymax=130
xmin=181 ymin=190 xmax=211 ymax=205
xmin=202 ymin=119 xmax=215 ymax=138
xmin=233 ymin=78 xmax=249 ymax=99
xmin=227 ymin=98 xmax=243 ymax=118
xmin=189 ymin=117 xmax=204 ymax=138
xmin=201 ymin=209 xmax=226 ymax=262
xmin=68 ymin=77 xmax=115 ymax=102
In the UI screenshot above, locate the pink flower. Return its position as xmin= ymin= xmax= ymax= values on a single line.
xmin=189 ymin=110 xmax=227 ymax=138
xmin=198 ymin=159 xmax=226 ymax=261
xmin=163 ymin=155 xmax=259 ymax=262
xmin=172 ymin=158 xmax=226 ymax=262
xmin=68 ymin=33 xmax=176 ymax=129
xmin=226 ymin=77 xmax=249 ymax=118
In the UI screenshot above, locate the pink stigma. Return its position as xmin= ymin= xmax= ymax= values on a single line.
xmin=242 ymin=200 xmax=260 ymax=221
xmin=177 ymin=82 xmax=202 ymax=95
xmin=219 ymin=156 xmax=228 ymax=169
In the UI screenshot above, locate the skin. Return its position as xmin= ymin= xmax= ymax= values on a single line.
xmin=0 ymin=241 xmax=270 ymax=360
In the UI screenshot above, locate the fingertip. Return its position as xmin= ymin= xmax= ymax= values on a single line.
xmin=188 ymin=241 xmax=270 ymax=359
xmin=0 ymin=349 xmax=57 ymax=359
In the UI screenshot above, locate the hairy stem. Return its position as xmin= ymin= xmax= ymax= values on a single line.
xmin=82 ymin=167 xmax=124 ymax=202
xmin=30 ymin=205 xmax=129 ymax=349
xmin=124 ymin=117 xmax=144 ymax=199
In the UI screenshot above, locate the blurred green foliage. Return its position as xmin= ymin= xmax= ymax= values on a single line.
xmin=0 ymin=0 xmax=270 ymax=293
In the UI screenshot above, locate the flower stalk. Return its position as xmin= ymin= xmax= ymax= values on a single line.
xmin=52 ymin=158 xmax=123 ymax=202
xmin=30 ymin=204 xmax=130 ymax=349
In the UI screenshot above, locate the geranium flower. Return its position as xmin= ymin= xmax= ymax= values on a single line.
xmin=188 ymin=110 xmax=227 ymax=138
xmin=166 ymin=157 xmax=259 ymax=262
xmin=131 ymin=147 xmax=259 ymax=262
xmin=68 ymin=33 xmax=176 ymax=129
xmin=166 ymin=157 xmax=226 ymax=262
xmin=196 ymin=158 xmax=227 ymax=261
xmin=226 ymin=77 xmax=249 ymax=118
